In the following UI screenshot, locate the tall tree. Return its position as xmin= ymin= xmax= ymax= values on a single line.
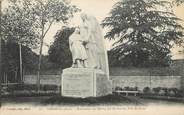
xmin=48 ymin=27 xmax=74 ymax=69
xmin=0 ymin=0 xmax=2 ymax=103
xmin=4 ymin=0 xmax=80 ymax=90
xmin=29 ymin=0 xmax=79 ymax=91
xmin=2 ymin=0 xmax=39 ymax=47
xmin=1 ymin=40 xmax=39 ymax=82
xmin=102 ymin=0 xmax=184 ymax=67
xmin=1 ymin=0 xmax=40 ymax=83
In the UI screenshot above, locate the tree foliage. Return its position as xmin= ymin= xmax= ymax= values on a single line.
xmin=102 ymin=0 xmax=184 ymax=67
xmin=1 ymin=0 xmax=40 ymax=82
xmin=48 ymin=27 xmax=74 ymax=69
xmin=175 ymin=0 xmax=184 ymax=5
xmin=1 ymin=39 xmax=39 ymax=82
xmin=3 ymin=0 xmax=80 ymax=79
xmin=23 ymin=0 xmax=80 ymax=76
xmin=1 ymin=0 xmax=39 ymax=48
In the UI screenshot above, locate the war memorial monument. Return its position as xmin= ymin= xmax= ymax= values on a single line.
xmin=61 ymin=13 xmax=112 ymax=98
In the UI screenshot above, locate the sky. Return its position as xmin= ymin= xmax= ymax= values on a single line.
xmin=2 ymin=0 xmax=184 ymax=59
xmin=39 ymin=0 xmax=118 ymax=55
xmin=171 ymin=4 xmax=184 ymax=59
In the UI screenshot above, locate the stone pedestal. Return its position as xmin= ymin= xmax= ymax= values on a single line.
xmin=61 ymin=68 xmax=112 ymax=98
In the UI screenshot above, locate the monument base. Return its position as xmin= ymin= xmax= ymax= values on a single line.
xmin=61 ymin=68 xmax=112 ymax=98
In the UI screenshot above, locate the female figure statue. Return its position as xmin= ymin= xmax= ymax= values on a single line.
xmin=79 ymin=13 xmax=109 ymax=76
xmin=69 ymin=27 xmax=88 ymax=68
xmin=80 ymin=13 xmax=98 ymax=69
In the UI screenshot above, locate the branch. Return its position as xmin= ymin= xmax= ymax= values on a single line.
xmin=42 ymin=19 xmax=54 ymax=39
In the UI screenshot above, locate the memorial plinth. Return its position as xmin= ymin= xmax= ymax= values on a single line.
xmin=61 ymin=68 xmax=112 ymax=98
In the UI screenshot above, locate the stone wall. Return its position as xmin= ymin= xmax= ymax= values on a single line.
xmin=24 ymin=75 xmax=61 ymax=85
xmin=111 ymin=76 xmax=183 ymax=91
xmin=24 ymin=75 xmax=183 ymax=91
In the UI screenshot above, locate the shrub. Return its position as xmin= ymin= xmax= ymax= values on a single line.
xmin=115 ymin=86 xmax=123 ymax=91
xmin=168 ymin=90 xmax=175 ymax=96
xmin=143 ymin=87 xmax=151 ymax=94
xmin=134 ymin=87 xmax=138 ymax=91
xmin=41 ymin=85 xmax=58 ymax=91
xmin=123 ymin=87 xmax=137 ymax=91
xmin=124 ymin=87 xmax=130 ymax=91
xmin=157 ymin=89 xmax=163 ymax=96
xmin=171 ymin=88 xmax=184 ymax=97
xmin=152 ymin=87 xmax=184 ymax=97
xmin=1 ymin=86 xmax=9 ymax=95
xmin=162 ymin=88 xmax=169 ymax=96
xmin=23 ymin=84 xmax=37 ymax=90
xmin=152 ymin=87 xmax=162 ymax=94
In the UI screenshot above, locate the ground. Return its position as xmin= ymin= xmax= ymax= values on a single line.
xmin=1 ymin=95 xmax=184 ymax=107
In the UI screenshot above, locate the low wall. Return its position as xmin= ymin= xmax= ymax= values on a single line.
xmin=111 ymin=76 xmax=183 ymax=90
xmin=24 ymin=75 xmax=61 ymax=85
xmin=24 ymin=75 xmax=183 ymax=90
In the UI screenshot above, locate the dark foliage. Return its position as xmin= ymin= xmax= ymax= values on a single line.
xmin=142 ymin=87 xmax=184 ymax=97
xmin=43 ymin=95 xmax=141 ymax=105
xmin=1 ymin=39 xmax=39 ymax=82
xmin=143 ymin=87 xmax=151 ymax=94
xmin=48 ymin=27 xmax=75 ymax=69
xmin=103 ymin=0 xmax=184 ymax=67
xmin=175 ymin=0 xmax=184 ymax=5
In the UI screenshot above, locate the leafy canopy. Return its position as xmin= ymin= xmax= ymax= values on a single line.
xmin=1 ymin=39 xmax=39 ymax=75
xmin=102 ymin=0 xmax=184 ymax=67
xmin=1 ymin=0 xmax=39 ymax=48
xmin=175 ymin=0 xmax=184 ymax=5
xmin=2 ymin=0 xmax=80 ymax=49
xmin=48 ymin=27 xmax=75 ymax=69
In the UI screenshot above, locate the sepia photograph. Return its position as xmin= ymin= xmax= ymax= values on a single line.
xmin=0 ymin=0 xmax=184 ymax=114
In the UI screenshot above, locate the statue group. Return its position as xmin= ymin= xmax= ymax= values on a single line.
xmin=69 ymin=13 xmax=109 ymax=75
xmin=62 ymin=13 xmax=112 ymax=97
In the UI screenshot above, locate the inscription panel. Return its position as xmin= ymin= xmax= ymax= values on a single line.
xmin=62 ymin=72 xmax=94 ymax=98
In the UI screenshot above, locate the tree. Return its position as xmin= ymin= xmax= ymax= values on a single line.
xmin=23 ymin=0 xmax=79 ymax=90
xmin=1 ymin=0 xmax=40 ymax=83
xmin=0 ymin=0 xmax=3 ymax=96
xmin=1 ymin=39 xmax=39 ymax=83
xmin=2 ymin=0 xmax=39 ymax=47
xmin=175 ymin=0 xmax=184 ymax=5
xmin=4 ymin=0 xmax=80 ymax=90
xmin=102 ymin=0 xmax=184 ymax=67
xmin=48 ymin=27 xmax=74 ymax=69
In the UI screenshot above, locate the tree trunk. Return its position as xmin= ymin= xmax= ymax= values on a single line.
xmin=19 ymin=43 xmax=23 ymax=83
xmin=37 ymin=25 xmax=44 ymax=92
xmin=5 ymin=72 xmax=7 ymax=85
xmin=0 ymin=0 xmax=2 ymax=105
xmin=37 ymin=18 xmax=53 ymax=92
xmin=15 ymin=68 xmax=17 ymax=83
xmin=37 ymin=39 xmax=43 ymax=92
